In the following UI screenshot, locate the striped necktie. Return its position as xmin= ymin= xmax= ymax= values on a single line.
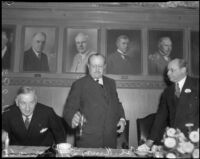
xmin=24 ymin=116 xmax=30 ymax=129
xmin=175 ymin=83 xmax=181 ymax=98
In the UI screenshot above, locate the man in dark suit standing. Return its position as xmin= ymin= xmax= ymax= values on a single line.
xmin=138 ymin=58 xmax=199 ymax=150
xmin=63 ymin=53 xmax=126 ymax=148
xmin=2 ymin=86 xmax=66 ymax=146
xmin=23 ymin=32 xmax=49 ymax=72
xmin=2 ymin=31 xmax=12 ymax=70
xmin=107 ymin=35 xmax=139 ymax=75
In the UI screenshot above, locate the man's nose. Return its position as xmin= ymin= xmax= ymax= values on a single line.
xmin=25 ymin=105 xmax=30 ymax=111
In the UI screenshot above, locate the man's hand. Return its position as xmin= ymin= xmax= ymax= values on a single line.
xmin=2 ymin=130 xmax=9 ymax=144
xmin=71 ymin=111 xmax=86 ymax=129
xmin=137 ymin=140 xmax=154 ymax=151
xmin=116 ymin=118 xmax=126 ymax=133
xmin=71 ymin=111 xmax=81 ymax=128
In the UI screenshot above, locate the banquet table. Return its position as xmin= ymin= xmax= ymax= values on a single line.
xmin=2 ymin=145 xmax=141 ymax=157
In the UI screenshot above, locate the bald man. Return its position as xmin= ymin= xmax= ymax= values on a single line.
xmin=23 ymin=32 xmax=49 ymax=72
xmin=70 ymin=32 xmax=96 ymax=73
xmin=2 ymin=31 xmax=11 ymax=69
xmin=138 ymin=58 xmax=199 ymax=150
xmin=148 ymin=37 xmax=172 ymax=75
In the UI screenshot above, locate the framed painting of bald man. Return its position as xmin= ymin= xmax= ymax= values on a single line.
xmin=2 ymin=25 xmax=16 ymax=71
xmin=148 ymin=30 xmax=184 ymax=75
xmin=21 ymin=26 xmax=58 ymax=72
xmin=63 ymin=28 xmax=98 ymax=73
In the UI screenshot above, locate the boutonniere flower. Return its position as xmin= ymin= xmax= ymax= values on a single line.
xmin=40 ymin=128 xmax=48 ymax=133
xmin=184 ymin=88 xmax=191 ymax=93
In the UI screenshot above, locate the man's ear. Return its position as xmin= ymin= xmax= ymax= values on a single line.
xmin=181 ymin=67 xmax=186 ymax=74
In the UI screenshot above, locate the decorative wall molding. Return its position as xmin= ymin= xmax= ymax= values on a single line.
xmin=8 ymin=77 xmax=166 ymax=89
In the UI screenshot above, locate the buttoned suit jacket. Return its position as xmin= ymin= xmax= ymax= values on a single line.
xmin=2 ymin=103 xmax=66 ymax=146
xmin=107 ymin=51 xmax=140 ymax=75
xmin=23 ymin=48 xmax=49 ymax=72
xmin=63 ymin=75 xmax=125 ymax=148
xmin=149 ymin=76 xmax=199 ymax=143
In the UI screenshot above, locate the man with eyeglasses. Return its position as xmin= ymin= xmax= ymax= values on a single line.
xmin=64 ymin=53 xmax=126 ymax=148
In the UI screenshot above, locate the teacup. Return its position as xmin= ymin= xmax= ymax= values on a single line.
xmin=56 ymin=143 xmax=72 ymax=155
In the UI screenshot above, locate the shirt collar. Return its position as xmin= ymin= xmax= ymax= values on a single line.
xmin=32 ymin=47 xmax=40 ymax=57
xmin=117 ymin=49 xmax=126 ymax=55
xmin=177 ymin=76 xmax=187 ymax=92
xmin=94 ymin=77 xmax=103 ymax=85
xmin=78 ymin=51 xmax=90 ymax=59
xmin=22 ymin=114 xmax=33 ymax=122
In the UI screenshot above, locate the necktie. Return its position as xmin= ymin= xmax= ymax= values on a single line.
xmin=175 ymin=83 xmax=181 ymax=98
xmin=96 ymin=79 xmax=103 ymax=88
xmin=37 ymin=52 xmax=41 ymax=59
xmin=24 ymin=116 xmax=30 ymax=129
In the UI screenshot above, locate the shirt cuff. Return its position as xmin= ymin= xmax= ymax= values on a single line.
xmin=120 ymin=118 xmax=126 ymax=126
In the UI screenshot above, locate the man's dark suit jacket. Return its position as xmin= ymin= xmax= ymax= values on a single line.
xmin=63 ymin=75 xmax=125 ymax=148
xmin=149 ymin=76 xmax=199 ymax=144
xmin=23 ymin=48 xmax=49 ymax=72
xmin=2 ymin=103 xmax=66 ymax=146
xmin=2 ymin=46 xmax=11 ymax=70
xmin=107 ymin=51 xmax=140 ymax=75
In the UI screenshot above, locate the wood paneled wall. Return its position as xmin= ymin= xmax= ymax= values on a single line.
xmin=2 ymin=2 xmax=199 ymax=147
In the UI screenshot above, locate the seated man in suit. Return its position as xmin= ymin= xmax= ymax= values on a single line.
xmin=2 ymin=86 xmax=66 ymax=146
xmin=23 ymin=32 xmax=50 ymax=72
xmin=138 ymin=58 xmax=199 ymax=150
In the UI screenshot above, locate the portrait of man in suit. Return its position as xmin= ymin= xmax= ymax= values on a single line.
xmin=148 ymin=30 xmax=183 ymax=76
xmin=190 ymin=31 xmax=199 ymax=76
xmin=23 ymin=32 xmax=50 ymax=72
xmin=70 ymin=32 xmax=96 ymax=73
xmin=106 ymin=30 xmax=141 ymax=75
xmin=64 ymin=28 xmax=98 ymax=73
xmin=2 ymin=26 xmax=15 ymax=70
xmin=22 ymin=27 xmax=57 ymax=72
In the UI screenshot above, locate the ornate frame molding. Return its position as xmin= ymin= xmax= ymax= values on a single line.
xmin=8 ymin=76 xmax=166 ymax=89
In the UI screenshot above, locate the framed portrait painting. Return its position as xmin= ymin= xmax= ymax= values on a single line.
xmin=148 ymin=30 xmax=184 ymax=75
xmin=2 ymin=25 xmax=16 ymax=71
xmin=190 ymin=31 xmax=199 ymax=77
xmin=63 ymin=28 xmax=99 ymax=73
xmin=106 ymin=29 xmax=142 ymax=75
xmin=21 ymin=26 xmax=58 ymax=73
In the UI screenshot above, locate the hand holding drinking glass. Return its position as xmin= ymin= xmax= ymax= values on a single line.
xmin=72 ymin=111 xmax=86 ymax=136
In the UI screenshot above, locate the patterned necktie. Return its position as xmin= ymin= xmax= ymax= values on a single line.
xmin=175 ymin=83 xmax=181 ymax=98
xmin=24 ymin=116 xmax=30 ymax=129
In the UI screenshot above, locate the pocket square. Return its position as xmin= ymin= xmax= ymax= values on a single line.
xmin=40 ymin=128 xmax=48 ymax=133
xmin=184 ymin=88 xmax=191 ymax=93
